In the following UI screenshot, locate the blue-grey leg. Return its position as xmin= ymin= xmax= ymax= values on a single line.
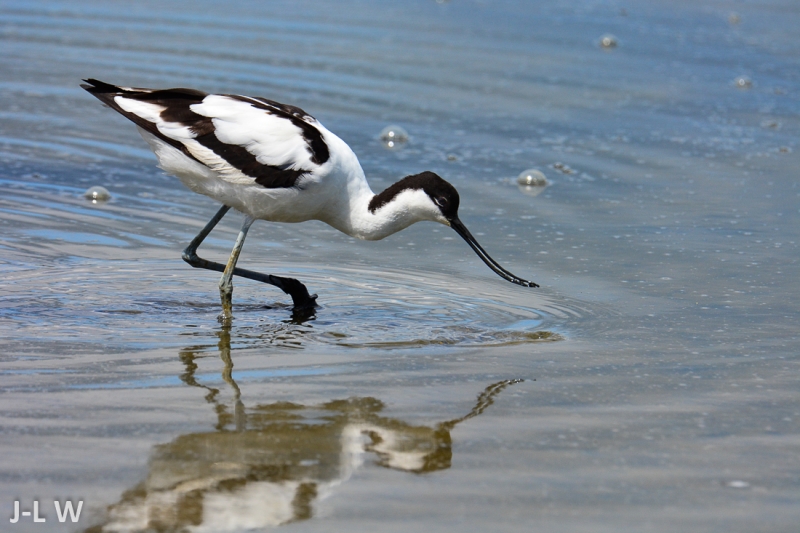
xmin=182 ymin=205 xmax=318 ymax=314
xmin=218 ymin=214 xmax=254 ymax=321
xmin=183 ymin=204 xmax=231 ymax=261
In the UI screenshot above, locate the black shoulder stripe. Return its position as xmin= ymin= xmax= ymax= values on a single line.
xmin=167 ymin=102 xmax=306 ymax=189
xmin=228 ymin=95 xmax=330 ymax=166
xmin=193 ymin=128 xmax=305 ymax=188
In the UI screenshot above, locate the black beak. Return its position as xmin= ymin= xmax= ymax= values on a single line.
xmin=449 ymin=218 xmax=539 ymax=288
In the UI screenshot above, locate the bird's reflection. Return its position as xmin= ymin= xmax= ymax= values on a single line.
xmin=86 ymin=329 xmax=521 ymax=532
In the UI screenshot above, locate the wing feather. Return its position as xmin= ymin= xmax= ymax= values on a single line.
xmin=192 ymin=96 xmax=315 ymax=171
xmin=82 ymin=79 xmax=329 ymax=189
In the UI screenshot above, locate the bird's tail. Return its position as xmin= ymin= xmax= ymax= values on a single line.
xmin=80 ymin=79 xmax=208 ymax=156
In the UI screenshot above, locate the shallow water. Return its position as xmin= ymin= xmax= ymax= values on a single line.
xmin=1 ymin=1 xmax=799 ymax=531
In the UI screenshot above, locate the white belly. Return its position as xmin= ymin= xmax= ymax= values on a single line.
xmin=138 ymin=128 xmax=324 ymax=222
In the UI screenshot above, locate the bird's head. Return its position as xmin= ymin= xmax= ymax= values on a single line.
xmin=371 ymin=171 xmax=538 ymax=288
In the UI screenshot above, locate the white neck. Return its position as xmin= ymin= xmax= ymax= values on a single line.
xmin=310 ymin=131 xmax=448 ymax=240
xmin=319 ymin=184 xmax=446 ymax=241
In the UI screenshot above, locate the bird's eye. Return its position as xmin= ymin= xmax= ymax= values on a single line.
xmin=435 ymin=196 xmax=448 ymax=207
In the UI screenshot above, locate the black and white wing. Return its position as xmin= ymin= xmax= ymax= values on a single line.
xmin=81 ymin=79 xmax=330 ymax=188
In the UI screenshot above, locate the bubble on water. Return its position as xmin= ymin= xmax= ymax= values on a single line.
xmin=516 ymin=169 xmax=548 ymax=197
xmin=733 ymin=76 xmax=752 ymax=89
xmin=83 ymin=185 xmax=111 ymax=203
xmin=379 ymin=125 xmax=408 ymax=149
xmin=728 ymin=12 xmax=741 ymax=25
xmin=599 ymin=34 xmax=618 ymax=49
xmin=517 ymin=169 xmax=547 ymax=187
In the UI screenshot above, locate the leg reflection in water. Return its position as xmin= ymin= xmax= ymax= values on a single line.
xmin=85 ymin=330 xmax=523 ymax=532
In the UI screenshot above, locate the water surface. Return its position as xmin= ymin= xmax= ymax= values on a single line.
xmin=1 ymin=1 xmax=799 ymax=531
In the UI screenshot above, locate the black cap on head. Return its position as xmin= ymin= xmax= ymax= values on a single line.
xmin=369 ymin=171 xmax=459 ymax=218
xmin=413 ymin=171 xmax=460 ymax=220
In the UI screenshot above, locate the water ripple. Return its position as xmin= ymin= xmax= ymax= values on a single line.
xmin=0 ymin=259 xmax=601 ymax=353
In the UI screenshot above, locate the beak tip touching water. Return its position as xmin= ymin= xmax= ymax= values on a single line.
xmin=510 ymin=277 xmax=539 ymax=288
xmin=449 ymin=218 xmax=539 ymax=289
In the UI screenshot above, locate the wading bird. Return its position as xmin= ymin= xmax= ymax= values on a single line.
xmin=82 ymin=79 xmax=537 ymax=320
